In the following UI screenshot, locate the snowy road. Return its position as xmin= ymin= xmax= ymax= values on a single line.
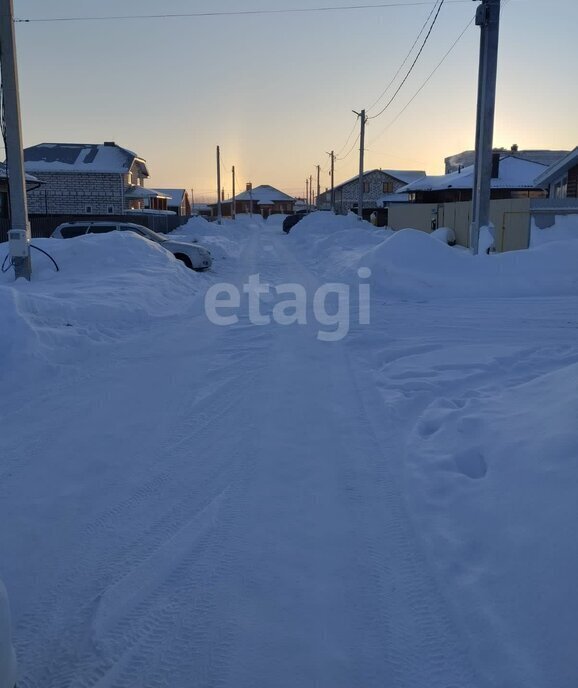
xmin=2 ymin=220 xmax=578 ymax=687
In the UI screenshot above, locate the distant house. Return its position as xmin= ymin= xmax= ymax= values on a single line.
xmin=317 ymin=169 xmax=426 ymax=214
xmin=400 ymin=154 xmax=548 ymax=203
xmin=156 ymin=189 xmax=191 ymax=216
xmin=22 ymin=141 xmax=168 ymax=215
xmin=215 ymin=184 xmax=295 ymax=218
xmin=0 ymin=164 xmax=43 ymax=219
xmin=534 ymin=147 xmax=578 ymax=199
xmin=445 ymin=147 xmax=570 ymax=174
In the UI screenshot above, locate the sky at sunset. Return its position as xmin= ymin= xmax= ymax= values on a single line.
xmin=11 ymin=0 xmax=578 ymax=202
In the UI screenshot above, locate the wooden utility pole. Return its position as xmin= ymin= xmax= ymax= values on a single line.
xmin=231 ymin=166 xmax=236 ymax=220
xmin=216 ymin=146 xmax=222 ymax=225
xmin=327 ymin=150 xmax=335 ymax=213
xmin=353 ymin=109 xmax=367 ymax=221
xmin=306 ymin=178 xmax=309 ymax=208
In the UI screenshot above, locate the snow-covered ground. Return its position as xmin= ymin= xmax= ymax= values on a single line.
xmin=1 ymin=214 xmax=577 ymax=687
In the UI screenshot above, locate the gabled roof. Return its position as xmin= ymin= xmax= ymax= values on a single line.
xmin=534 ymin=147 xmax=578 ymax=188
xmin=229 ymin=184 xmax=295 ymax=204
xmin=400 ymin=155 xmax=547 ymax=193
xmin=445 ymin=149 xmax=570 ymax=173
xmin=156 ymin=188 xmax=187 ymax=204
xmin=23 ymin=142 xmax=149 ymax=176
xmin=125 ymin=186 xmax=169 ymax=200
xmin=333 ymin=168 xmax=426 ymax=191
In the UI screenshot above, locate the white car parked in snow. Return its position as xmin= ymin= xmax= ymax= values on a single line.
xmin=0 ymin=580 xmax=16 ymax=688
xmin=51 ymin=221 xmax=212 ymax=271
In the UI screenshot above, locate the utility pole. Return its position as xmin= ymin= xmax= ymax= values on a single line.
xmin=0 ymin=0 xmax=31 ymax=280
xmin=309 ymin=174 xmax=313 ymax=208
xmin=327 ymin=151 xmax=335 ymax=213
xmin=191 ymin=188 xmax=195 ymax=214
xmin=231 ymin=166 xmax=236 ymax=220
xmin=216 ymin=146 xmax=222 ymax=225
xmin=306 ymin=178 xmax=309 ymax=209
xmin=353 ymin=109 xmax=367 ymax=221
xmin=469 ymin=0 xmax=501 ymax=255
xmin=316 ymin=165 xmax=321 ymax=208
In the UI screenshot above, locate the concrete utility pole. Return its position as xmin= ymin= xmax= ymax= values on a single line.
xmin=309 ymin=174 xmax=313 ymax=207
xmin=327 ymin=151 xmax=335 ymax=212
xmin=353 ymin=109 xmax=367 ymax=221
xmin=316 ymin=165 xmax=321 ymax=208
xmin=0 ymin=0 xmax=31 ymax=280
xmin=469 ymin=0 xmax=501 ymax=255
xmin=306 ymin=178 xmax=309 ymax=208
xmin=231 ymin=166 xmax=236 ymax=220
xmin=216 ymin=146 xmax=222 ymax=225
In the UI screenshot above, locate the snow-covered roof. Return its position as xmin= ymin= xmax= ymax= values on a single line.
xmin=23 ymin=142 xmax=148 ymax=176
xmin=125 ymin=186 xmax=169 ymax=200
xmin=400 ymin=156 xmax=548 ymax=193
xmin=229 ymin=184 xmax=295 ymax=204
xmin=445 ymin=149 xmax=570 ymax=173
xmin=156 ymin=188 xmax=186 ymax=205
xmin=379 ymin=193 xmax=411 ymax=204
xmin=534 ymin=147 xmax=578 ymax=188
xmin=0 ymin=162 xmax=43 ymax=185
xmin=334 ymin=168 xmax=426 ymax=191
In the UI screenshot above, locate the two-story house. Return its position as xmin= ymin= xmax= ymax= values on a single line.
xmin=23 ymin=141 xmax=167 ymax=215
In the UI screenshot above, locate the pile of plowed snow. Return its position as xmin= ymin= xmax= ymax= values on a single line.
xmin=0 ymin=233 xmax=202 ymax=373
xmin=170 ymin=215 xmax=249 ymax=262
xmin=531 ymin=215 xmax=578 ymax=246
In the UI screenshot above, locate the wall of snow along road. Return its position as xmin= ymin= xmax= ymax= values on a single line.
xmin=0 ymin=233 xmax=203 ymax=378
xmin=287 ymin=212 xmax=578 ymax=299
xmin=170 ymin=215 xmax=258 ymax=262
xmin=531 ymin=214 xmax=578 ymax=246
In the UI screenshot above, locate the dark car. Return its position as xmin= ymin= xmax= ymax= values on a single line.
xmin=282 ymin=213 xmax=308 ymax=234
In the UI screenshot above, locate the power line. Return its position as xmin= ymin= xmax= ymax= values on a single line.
xmin=337 ymin=132 xmax=361 ymax=161
xmin=367 ymin=0 xmax=446 ymax=120
xmin=368 ymin=12 xmax=475 ymax=145
xmin=366 ymin=0 xmax=441 ymax=114
xmin=14 ymin=0 xmax=473 ymax=23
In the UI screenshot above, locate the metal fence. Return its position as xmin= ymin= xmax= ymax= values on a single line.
xmin=0 ymin=213 xmax=190 ymax=243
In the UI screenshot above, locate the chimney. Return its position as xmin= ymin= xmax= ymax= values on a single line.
xmin=104 ymin=141 xmax=116 ymax=147
xmin=246 ymin=183 xmax=252 ymax=192
xmin=491 ymin=152 xmax=501 ymax=179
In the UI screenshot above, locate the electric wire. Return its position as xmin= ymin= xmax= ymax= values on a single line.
xmin=367 ymin=0 xmax=446 ymax=120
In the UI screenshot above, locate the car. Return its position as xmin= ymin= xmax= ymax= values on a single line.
xmin=51 ymin=221 xmax=212 ymax=271
xmin=0 ymin=580 xmax=16 ymax=688
xmin=282 ymin=213 xmax=308 ymax=234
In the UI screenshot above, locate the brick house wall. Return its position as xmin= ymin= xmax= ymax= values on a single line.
xmin=318 ymin=170 xmax=409 ymax=213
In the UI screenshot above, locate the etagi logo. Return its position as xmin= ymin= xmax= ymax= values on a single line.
xmin=205 ymin=268 xmax=372 ymax=342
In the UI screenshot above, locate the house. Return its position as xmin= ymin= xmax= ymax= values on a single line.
xmin=445 ymin=146 xmax=570 ymax=174
xmin=316 ymin=169 xmax=426 ymax=214
xmin=0 ymin=164 xmax=43 ymax=219
xmin=534 ymin=147 xmax=578 ymax=199
xmin=400 ymin=154 xmax=548 ymax=204
xmin=21 ymin=141 xmax=168 ymax=215
xmin=156 ymin=189 xmax=191 ymax=216
xmin=215 ymin=184 xmax=295 ymax=218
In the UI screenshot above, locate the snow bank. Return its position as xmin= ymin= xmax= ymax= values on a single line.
xmin=408 ymin=361 xmax=578 ymax=685
xmin=0 ymin=580 xmax=16 ymax=688
xmin=0 ymin=233 xmax=201 ymax=373
xmin=364 ymin=229 xmax=578 ymax=298
xmin=531 ymin=214 xmax=578 ymax=246
xmin=170 ymin=215 xmax=257 ymax=261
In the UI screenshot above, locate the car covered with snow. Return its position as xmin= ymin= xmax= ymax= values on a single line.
xmin=0 ymin=580 xmax=16 ymax=688
xmin=51 ymin=221 xmax=213 ymax=271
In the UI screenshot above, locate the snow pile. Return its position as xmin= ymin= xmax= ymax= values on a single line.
xmin=171 ymin=215 xmax=255 ymax=261
xmin=0 ymin=580 xmax=16 ymax=688
xmin=287 ymin=211 xmax=392 ymax=278
xmin=408 ymin=360 xmax=578 ymax=685
xmin=363 ymin=229 xmax=578 ymax=298
xmin=264 ymin=213 xmax=288 ymax=229
xmin=0 ymin=233 xmax=201 ymax=372
xmin=531 ymin=214 xmax=578 ymax=246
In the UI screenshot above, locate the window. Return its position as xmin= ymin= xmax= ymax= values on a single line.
xmin=383 ymin=182 xmax=394 ymax=194
xmin=363 ymin=182 xmax=370 ymax=194
xmin=85 ymin=205 xmax=92 ymax=214
xmin=107 ymin=205 xmax=114 ymax=214
xmin=88 ymin=225 xmax=117 ymax=234
xmin=61 ymin=226 xmax=89 ymax=239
